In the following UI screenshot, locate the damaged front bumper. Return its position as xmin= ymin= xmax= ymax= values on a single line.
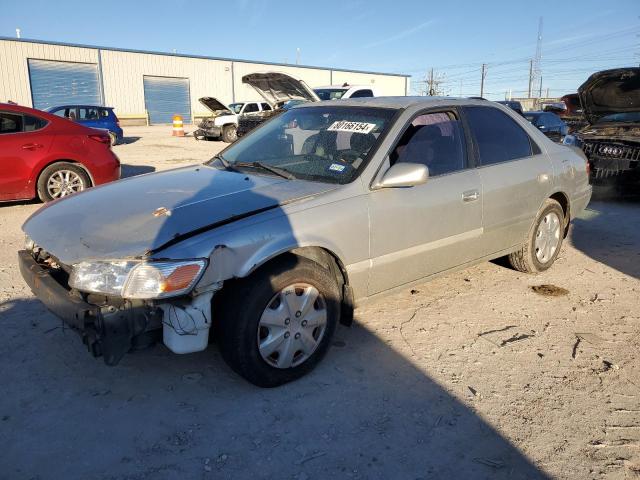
xmin=18 ymin=250 xmax=215 ymax=365
xmin=193 ymin=122 xmax=222 ymax=140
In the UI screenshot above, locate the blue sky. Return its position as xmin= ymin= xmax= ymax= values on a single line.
xmin=1 ymin=0 xmax=638 ymax=100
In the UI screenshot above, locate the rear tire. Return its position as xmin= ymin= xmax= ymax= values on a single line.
xmin=37 ymin=162 xmax=91 ymax=203
xmin=222 ymin=124 xmax=237 ymax=143
xmin=507 ymin=199 xmax=565 ymax=273
xmin=218 ymin=255 xmax=340 ymax=387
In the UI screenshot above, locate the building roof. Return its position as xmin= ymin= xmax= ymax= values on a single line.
xmin=0 ymin=37 xmax=410 ymax=78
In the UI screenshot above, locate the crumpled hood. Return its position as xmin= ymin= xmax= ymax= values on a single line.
xmin=578 ymin=68 xmax=640 ymax=124
xmin=198 ymin=96 xmax=233 ymax=116
xmin=23 ymin=165 xmax=335 ymax=265
xmin=242 ymin=72 xmax=320 ymax=107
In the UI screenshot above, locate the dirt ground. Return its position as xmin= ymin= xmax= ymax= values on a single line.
xmin=0 ymin=126 xmax=638 ymax=480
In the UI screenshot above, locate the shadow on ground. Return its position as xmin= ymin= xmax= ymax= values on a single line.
xmin=0 ymin=297 xmax=549 ymax=480
xmin=571 ymin=196 xmax=640 ymax=280
xmin=119 ymin=136 xmax=141 ymax=145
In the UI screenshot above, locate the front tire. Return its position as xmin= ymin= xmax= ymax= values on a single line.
xmin=507 ymin=199 xmax=565 ymax=273
xmin=218 ymin=255 xmax=340 ymax=387
xmin=222 ymin=124 xmax=237 ymax=143
xmin=37 ymin=162 xmax=91 ymax=202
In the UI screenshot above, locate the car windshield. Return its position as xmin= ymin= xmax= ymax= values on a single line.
xmin=596 ymin=112 xmax=640 ymax=124
xmin=314 ymin=89 xmax=348 ymax=101
xmin=210 ymin=106 xmax=396 ymax=184
xmin=229 ymin=103 xmax=244 ymax=114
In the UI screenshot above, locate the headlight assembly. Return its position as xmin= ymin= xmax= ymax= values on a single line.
xmin=69 ymin=259 xmax=207 ymax=299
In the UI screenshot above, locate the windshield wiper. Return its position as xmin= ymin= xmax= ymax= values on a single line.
xmin=212 ymin=154 xmax=237 ymax=171
xmin=234 ymin=161 xmax=295 ymax=180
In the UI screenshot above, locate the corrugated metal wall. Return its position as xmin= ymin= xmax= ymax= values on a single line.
xmin=0 ymin=38 xmax=409 ymax=123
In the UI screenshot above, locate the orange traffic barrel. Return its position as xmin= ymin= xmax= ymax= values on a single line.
xmin=172 ymin=115 xmax=185 ymax=136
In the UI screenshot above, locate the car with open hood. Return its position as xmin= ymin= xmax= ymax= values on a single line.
xmin=19 ymin=97 xmax=591 ymax=387
xmin=193 ymin=97 xmax=237 ymax=143
xmin=236 ymin=72 xmax=320 ymax=138
xmin=564 ymin=68 xmax=640 ymax=185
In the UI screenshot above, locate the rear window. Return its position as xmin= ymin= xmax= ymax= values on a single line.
xmin=464 ymin=106 xmax=533 ymax=165
xmin=24 ymin=115 xmax=48 ymax=131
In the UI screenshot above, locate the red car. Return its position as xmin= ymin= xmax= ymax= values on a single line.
xmin=0 ymin=103 xmax=121 ymax=202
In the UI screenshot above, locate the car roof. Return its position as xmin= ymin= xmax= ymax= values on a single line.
xmin=49 ymin=105 xmax=113 ymax=110
xmin=314 ymin=85 xmax=370 ymax=90
xmin=299 ymin=96 xmax=494 ymax=110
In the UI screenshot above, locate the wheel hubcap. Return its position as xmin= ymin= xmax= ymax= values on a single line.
xmin=257 ymin=283 xmax=327 ymax=369
xmin=534 ymin=212 xmax=561 ymax=263
xmin=47 ymin=170 xmax=84 ymax=198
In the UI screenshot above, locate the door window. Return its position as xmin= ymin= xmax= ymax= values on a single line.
xmin=78 ymin=107 xmax=100 ymax=120
xmin=464 ymin=106 xmax=532 ymax=165
xmin=350 ymin=89 xmax=374 ymax=98
xmin=261 ymin=103 xmax=272 ymax=111
xmin=391 ymin=111 xmax=467 ymax=177
xmin=244 ymin=103 xmax=259 ymax=113
xmin=0 ymin=112 xmax=23 ymax=134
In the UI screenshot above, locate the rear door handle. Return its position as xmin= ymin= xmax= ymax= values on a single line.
xmin=462 ymin=190 xmax=480 ymax=202
xmin=22 ymin=143 xmax=43 ymax=150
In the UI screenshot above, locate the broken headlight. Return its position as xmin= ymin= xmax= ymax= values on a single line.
xmin=69 ymin=259 xmax=207 ymax=299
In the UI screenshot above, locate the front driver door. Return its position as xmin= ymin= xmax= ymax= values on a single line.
xmin=367 ymin=110 xmax=483 ymax=296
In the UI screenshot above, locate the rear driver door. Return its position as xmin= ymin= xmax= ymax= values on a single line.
xmin=462 ymin=106 xmax=553 ymax=255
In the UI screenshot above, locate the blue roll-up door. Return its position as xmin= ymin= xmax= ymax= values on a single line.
xmin=143 ymin=76 xmax=191 ymax=124
xmin=28 ymin=59 xmax=101 ymax=111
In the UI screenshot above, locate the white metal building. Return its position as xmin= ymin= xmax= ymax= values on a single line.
xmin=0 ymin=38 xmax=410 ymax=125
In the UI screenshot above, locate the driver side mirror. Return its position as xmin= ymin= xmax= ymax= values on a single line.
xmin=378 ymin=162 xmax=429 ymax=188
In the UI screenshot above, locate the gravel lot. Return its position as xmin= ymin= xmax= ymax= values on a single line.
xmin=1 ymin=126 xmax=638 ymax=479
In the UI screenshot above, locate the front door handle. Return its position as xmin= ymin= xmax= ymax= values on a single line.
xmin=462 ymin=190 xmax=480 ymax=202
xmin=22 ymin=143 xmax=43 ymax=150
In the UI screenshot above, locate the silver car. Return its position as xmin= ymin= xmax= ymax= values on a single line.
xmin=19 ymin=97 xmax=592 ymax=386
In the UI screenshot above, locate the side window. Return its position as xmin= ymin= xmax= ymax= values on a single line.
xmin=391 ymin=111 xmax=467 ymax=177
xmin=244 ymin=103 xmax=259 ymax=113
xmin=0 ymin=112 xmax=23 ymax=134
xmin=99 ymin=108 xmax=111 ymax=118
xmin=464 ymin=106 xmax=532 ymax=165
xmin=23 ymin=115 xmax=48 ymax=132
xmin=78 ymin=107 xmax=99 ymax=120
xmin=350 ymin=89 xmax=374 ymax=98
xmin=51 ymin=108 xmax=69 ymax=118
xmin=261 ymin=103 xmax=272 ymax=111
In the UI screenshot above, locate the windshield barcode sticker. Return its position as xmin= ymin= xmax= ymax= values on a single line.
xmin=327 ymin=121 xmax=376 ymax=134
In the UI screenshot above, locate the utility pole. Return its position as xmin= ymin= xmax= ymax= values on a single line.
xmin=296 ymin=48 xmax=300 ymax=65
xmin=15 ymin=28 xmax=21 ymax=39
xmin=459 ymin=79 xmax=463 ymax=97
xmin=539 ymin=76 xmax=543 ymax=98
xmin=480 ymin=63 xmax=487 ymax=98
xmin=428 ymin=68 xmax=434 ymax=95
xmin=528 ymin=59 xmax=533 ymax=99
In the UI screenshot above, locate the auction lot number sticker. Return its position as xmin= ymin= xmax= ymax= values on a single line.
xmin=327 ymin=121 xmax=377 ymax=134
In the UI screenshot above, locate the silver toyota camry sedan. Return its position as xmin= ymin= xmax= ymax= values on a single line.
xmin=19 ymin=97 xmax=592 ymax=386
